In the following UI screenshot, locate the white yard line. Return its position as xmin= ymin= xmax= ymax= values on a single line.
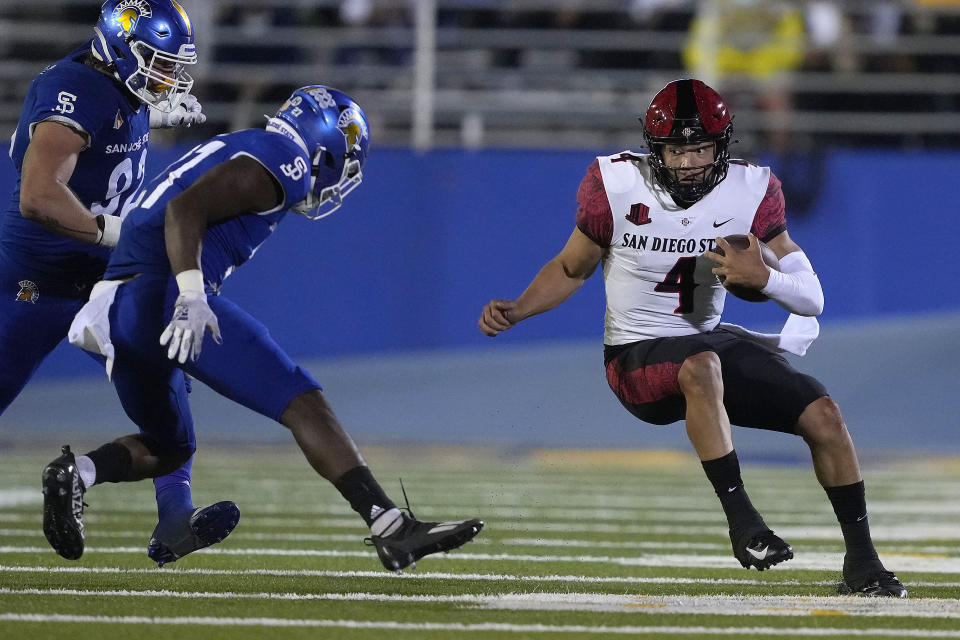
xmin=2 ymin=545 xmax=957 ymax=573
xmin=7 ymin=491 xmax=960 ymax=523
xmin=0 ymin=490 xmax=39 ymax=508
xmin=0 ymin=613 xmax=958 ymax=637
xmin=2 ymin=588 xmax=959 ymax=618
xmin=3 ymin=512 xmax=960 ymax=543
xmin=3 ymin=563 xmax=960 ymax=588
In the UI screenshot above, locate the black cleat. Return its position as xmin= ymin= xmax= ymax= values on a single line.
xmin=147 ymin=501 xmax=241 ymax=567
xmin=731 ymin=528 xmax=794 ymax=571
xmin=366 ymin=514 xmax=484 ymax=573
xmin=839 ymin=565 xmax=908 ymax=598
xmin=42 ymin=445 xmax=87 ymax=560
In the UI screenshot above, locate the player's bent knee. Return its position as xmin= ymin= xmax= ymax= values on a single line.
xmin=118 ymin=434 xmax=194 ymax=476
xmin=677 ymin=351 xmax=722 ymax=395
xmin=797 ymin=396 xmax=847 ymax=444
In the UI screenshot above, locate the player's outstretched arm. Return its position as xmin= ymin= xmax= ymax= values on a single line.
xmin=19 ymin=121 xmax=120 ymax=246
xmin=479 ymin=227 xmax=603 ymax=337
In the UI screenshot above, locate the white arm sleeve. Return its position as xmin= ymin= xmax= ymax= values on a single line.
xmin=760 ymin=250 xmax=824 ymax=317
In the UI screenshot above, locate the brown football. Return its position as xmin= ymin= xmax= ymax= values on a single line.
xmin=712 ymin=234 xmax=779 ymax=302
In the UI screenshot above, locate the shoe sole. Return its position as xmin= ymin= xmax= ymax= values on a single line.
xmin=191 ymin=501 xmax=241 ymax=545
xmin=149 ymin=501 xmax=240 ymax=567
xmin=837 ymin=580 xmax=908 ymax=598
xmin=41 ymin=467 xmax=84 ymax=560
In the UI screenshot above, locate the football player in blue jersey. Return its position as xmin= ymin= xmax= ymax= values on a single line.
xmin=1 ymin=0 xmax=239 ymax=566
xmin=43 ymin=85 xmax=484 ymax=572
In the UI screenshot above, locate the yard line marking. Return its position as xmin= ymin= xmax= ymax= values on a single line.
xmin=3 ymin=512 xmax=960 ymax=543
xmin=0 ymin=490 xmax=38 ymax=507
xmin=12 ymin=499 xmax=959 ymax=523
xmin=6 ymin=524 xmax=960 ymax=555
xmin=2 ymin=588 xmax=959 ymax=618
xmin=2 ymin=546 xmax=957 ymax=573
xmin=0 ymin=529 xmax=727 ymax=551
xmin=0 ymin=613 xmax=957 ymax=636
xmin=4 ymin=563 xmax=960 ymax=588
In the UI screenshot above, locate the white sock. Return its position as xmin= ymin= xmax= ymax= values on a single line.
xmin=75 ymin=455 xmax=96 ymax=488
xmin=370 ymin=507 xmax=403 ymax=537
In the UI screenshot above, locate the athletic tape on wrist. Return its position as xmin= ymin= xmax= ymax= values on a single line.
xmin=96 ymin=214 xmax=122 ymax=248
xmin=175 ymin=269 xmax=205 ymax=294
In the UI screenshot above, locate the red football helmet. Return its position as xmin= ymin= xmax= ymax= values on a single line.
xmin=642 ymin=79 xmax=733 ymax=205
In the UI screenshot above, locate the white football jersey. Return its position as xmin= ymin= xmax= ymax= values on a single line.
xmin=579 ymin=152 xmax=783 ymax=345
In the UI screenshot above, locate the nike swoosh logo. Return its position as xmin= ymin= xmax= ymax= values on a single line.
xmin=713 ymin=218 xmax=735 ymax=228
xmin=747 ymin=545 xmax=769 ymax=560
xmin=727 ymin=486 xmax=738 ymax=493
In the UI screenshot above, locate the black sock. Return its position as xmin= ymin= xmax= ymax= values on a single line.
xmin=85 ymin=442 xmax=132 ymax=484
xmin=701 ymin=450 xmax=765 ymax=534
xmin=825 ymin=481 xmax=879 ymax=563
xmin=333 ymin=466 xmax=397 ymax=527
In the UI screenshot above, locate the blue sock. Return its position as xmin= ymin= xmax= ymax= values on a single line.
xmin=154 ymin=458 xmax=195 ymax=522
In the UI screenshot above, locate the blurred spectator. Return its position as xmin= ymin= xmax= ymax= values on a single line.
xmin=336 ymin=0 xmax=415 ymax=67
xmin=214 ymin=6 xmax=306 ymax=131
xmin=682 ymin=0 xmax=826 ymax=216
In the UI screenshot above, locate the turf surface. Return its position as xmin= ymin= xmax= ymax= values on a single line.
xmin=2 ymin=445 xmax=959 ymax=639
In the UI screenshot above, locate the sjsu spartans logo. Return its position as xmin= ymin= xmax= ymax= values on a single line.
xmin=15 ymin=279 xmax=39 ymax=304
xmin=112 ymin=0 xmax=152 ymax=33
xmin=337 ymin=107 xmax=368 ymax=149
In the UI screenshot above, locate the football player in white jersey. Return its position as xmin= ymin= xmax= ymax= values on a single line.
xmin=478 ymin=78 xmax=906 ymax=598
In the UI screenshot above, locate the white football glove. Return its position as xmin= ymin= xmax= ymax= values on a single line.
xmin=159 ymin=290 xmax=222 ymax=364
xmin=149 ymin=94 xmax=207 ymax=129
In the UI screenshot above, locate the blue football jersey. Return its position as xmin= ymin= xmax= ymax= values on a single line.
xmin=106 ymin=128 xmax=311 ymax=290
xmin=1 ymin=42 xmax=150 ymax=279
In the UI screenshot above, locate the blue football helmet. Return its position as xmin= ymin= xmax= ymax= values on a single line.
xmin=266 ymin=85 xmax=371 ymax=220
xmin=91 ymin=0 xmax=197 ymax=111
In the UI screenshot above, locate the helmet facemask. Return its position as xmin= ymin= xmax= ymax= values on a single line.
xmin=645 ymin=130 xmax=731 ymax=205
xmin=126 ymin=38 xmax=195 ymax=110
xmin=293 ymin=146 xmax=365 ymax=221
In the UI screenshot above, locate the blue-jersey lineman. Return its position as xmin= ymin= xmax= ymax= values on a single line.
xmin=1 ymin=41 xmax=150 ymax=394
xmin=46 ymin=85 xmax=484 ymax=573
xmin=0 ymin=0 xmax=227 ymax=567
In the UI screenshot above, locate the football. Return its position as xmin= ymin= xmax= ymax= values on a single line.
xmin=712 ymin=234 xmax=779 ymax=302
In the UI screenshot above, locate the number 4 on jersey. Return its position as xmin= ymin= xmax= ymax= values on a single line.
xmin=654 ymin=256 xmax=698 ymax=314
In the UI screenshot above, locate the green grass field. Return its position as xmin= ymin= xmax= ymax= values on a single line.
xmin=2 ymin=445 xmax=960 ymax=639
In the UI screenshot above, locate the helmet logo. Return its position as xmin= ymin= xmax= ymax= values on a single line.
xmin=282 ymin=95 xmax=304 ymax=118
xmin=112 ymin=0 xmax=152 ymax=33
xmin=15 ymin=279 xmax=39 ymax=304
xmin=337 ymin=108 xmax=368 ymax=148
xmin=306 ymin=87 xmax=337 ymax=109
xmin=681 ymin=126 xmax=694 ymax=139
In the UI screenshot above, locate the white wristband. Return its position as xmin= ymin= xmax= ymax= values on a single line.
xmin=96 ymin=214 xmax=122 ymax=248
xmin=175 ymin=269 xmax=205 ymax=295
xmin=760 ymin=251 xmax=824 ymax=317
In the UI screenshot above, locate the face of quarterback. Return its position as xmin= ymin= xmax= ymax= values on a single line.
xmin=661 ymin=141 xmax=717 ymax=185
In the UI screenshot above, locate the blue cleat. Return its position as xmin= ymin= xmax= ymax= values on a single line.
xmin=147 ymin=500 xmax=240 ymax=567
